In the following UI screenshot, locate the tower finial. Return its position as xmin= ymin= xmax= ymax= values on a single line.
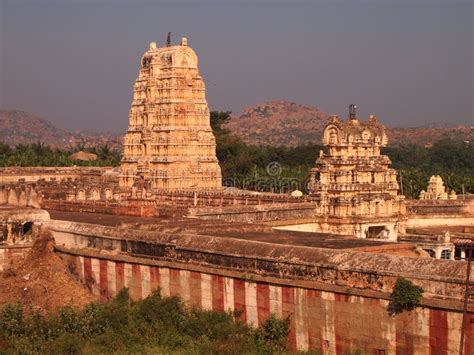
xmin=166 ymin=32 xmax=171 ymax=47
xmin=349 ymin=104 xmax=357 ymax=120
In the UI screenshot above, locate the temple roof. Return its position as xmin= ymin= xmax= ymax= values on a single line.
xmin=141 ymin=37 xmax=198 ymax=70
xmin=322 ymin=114 xmax=388 ymax=147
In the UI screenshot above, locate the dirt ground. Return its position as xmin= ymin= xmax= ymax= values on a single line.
xmin=0 ymin=229 xmax=97 ymax=314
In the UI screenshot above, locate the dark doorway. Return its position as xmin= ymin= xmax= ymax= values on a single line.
xmin=367 ymin=226 xmax=387 ymax=239
xmin=22 ymin=222 xmax=33 ymax=235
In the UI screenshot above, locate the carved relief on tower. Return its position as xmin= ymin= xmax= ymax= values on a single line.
xmin=323 ymin=126 xmax=340 ymax=145
xmin=310 ymin=107 xmax=405 ymax=241
xmin=119 ymin=36 xmax=221 ymax=191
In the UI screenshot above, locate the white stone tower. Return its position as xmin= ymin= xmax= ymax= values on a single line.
xmin=119 ymin=36 xmax=222 ymax=191
xmin=309 ymin=106 xmax=406 ymax=240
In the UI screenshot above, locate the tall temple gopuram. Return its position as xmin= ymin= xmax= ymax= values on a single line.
xmin=309 ymin=105 xmax=406 ymax=241
xmin=119 ymin=36 xmax=222 ymax=191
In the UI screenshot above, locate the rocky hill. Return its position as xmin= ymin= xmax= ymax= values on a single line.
xmin=0 ymin=110 xmax=122 ymax=149
xmin=224 ymin=100 xmax=328 ymax=146
xmin=386 ymin=126 xmax=474 ymax=146
xmin=225 ymin=100 xmax=473 ymax=146
xmin=1 ymin=106 xmax=472 ymax=149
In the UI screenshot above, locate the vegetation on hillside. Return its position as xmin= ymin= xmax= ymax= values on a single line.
xmin=0 ymin=142 xmax=121 ymax=167
xmin=0 ymin=111 xmax=472 ymax=198
xmin=212 ymin=112 xmax=474 ymax=197
xmin=0 ymin=288 xmax=291 ymax=354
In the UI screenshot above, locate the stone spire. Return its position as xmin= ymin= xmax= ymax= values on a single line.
xmin=308 ymin=110 xmax=405 ymax=240
xmin=119 ymin=37 xmax=222 ymax=191
xmin=420 ymin=175 xmax=456 ymax=200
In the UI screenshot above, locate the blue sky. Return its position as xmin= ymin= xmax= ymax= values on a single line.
xmin=1 ymin=0 xmax=472 ymax=131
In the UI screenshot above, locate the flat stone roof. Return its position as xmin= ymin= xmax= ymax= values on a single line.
xmin=48 ymin=210 xmax=399 ymax=250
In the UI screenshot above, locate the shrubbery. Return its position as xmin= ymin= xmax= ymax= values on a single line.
xmin=388 ymin=277 xmax=424 ymax=315
xmin=0 ymin=142 xmax=120 ymax=167
xmin=0 ymin=288 xmax=291 ymax=354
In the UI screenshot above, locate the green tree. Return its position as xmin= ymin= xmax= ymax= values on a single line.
xmin=388 ymin=277 xmax=424 ymax=315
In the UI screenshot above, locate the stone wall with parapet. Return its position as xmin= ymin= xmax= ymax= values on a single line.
xmin=0 ymin=184 xmax=40 ymax=208
xmin=0 ymin=167 xmax=112 ymax=184
xmin=407 ymin=198 xmax=473 ymax=216
xmin=49 ymin=220 xmax=469 ymax=302
xmin=152 ymin=190 xmax=311 ymax=207
xmin=56 ymin=250 xmax=472 ymax=353
xmin=40 ymin=200 xmax=186 ymax=218
xmin=51 ymin=220 xmax=473 ymax=353
xmin=406 ymin=199 xmax=474 ymax=229
xmin=188 ymin=202 xmax=316 ymax=222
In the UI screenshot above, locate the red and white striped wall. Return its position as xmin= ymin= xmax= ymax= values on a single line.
xmin=73 ymin=255 xmax=472 ymax=354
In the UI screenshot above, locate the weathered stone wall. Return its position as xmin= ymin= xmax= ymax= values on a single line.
xmin=406 ymin=199 xmax=474 ymax=229
xmin=154 ymin=190 xmax=310 ymax=206
xmin=39 ymin=189 xmax=313 ymax=220
xmin=0 ymin=167 xmax=111 ymax=184
xmin=39 ymin=200 xmax=176 ymax=218
xmin=48 ymin=220 xmax=470 ymax=301
xmin=41 ymin=219 xmax=473 ymax=352
xmin=188 ymin=202 xmax=316 ymax=222
xmin=407 ymin=199 xmax=473 ymax=216
xmin=407 ymin=216 xmax=474 ymax=229
xmin=56 ymin=248 xmax=473 ymax=354
xmin=0 ymin=184 xmax=40 ymax=208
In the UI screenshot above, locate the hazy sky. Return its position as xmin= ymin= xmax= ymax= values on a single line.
xmin=0 ymin=0 xmax=472 ymax=132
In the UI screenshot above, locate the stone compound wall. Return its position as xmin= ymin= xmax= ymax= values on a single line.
xmin=49 ymin=220 xmax=473 ymax=353
xmin=0 ymin=185 xmax=40 ymax=208
xmin=406 ymin=199 xmax=473 ymax=216
xmin=407 ymin=216 xmax=474 ymax=229
xmin=57 ymin=250 xmax=473 ymax=354
xmin=188 ymin=202 xmax=316 ymax=223
xmin=406 ymin=199 xmax=474 ymax=229
xmin=0 ymin=167 xmax=111 ymax=184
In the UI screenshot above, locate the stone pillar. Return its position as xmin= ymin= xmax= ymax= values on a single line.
xmin=0 ymin=188 xmax=7 ymax=205
xmin=6 ymin=223 xmax=13 ymax=244
xmin=460 ymin=248 xmax=466 ymax=260
xmin=7 ymin=189 xmax=18 ymax=206
xmin=434 ymin=247 xmax=442 ymax=260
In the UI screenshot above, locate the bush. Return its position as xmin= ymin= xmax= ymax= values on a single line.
xmin=257 ymin=314 xmax=291 ymax=349
xmin=0 ymin=288 xmax=291 ymax=353
xmin=0 ymin=303 xmax=25 ymax=337
xmin=388 ymin=277 xmax=424 ymax=315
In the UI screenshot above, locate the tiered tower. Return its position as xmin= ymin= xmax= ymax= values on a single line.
xmin=119 ymin=36 xmax=222 ymax=191
xmin=309 ymin=105 xmax=405 ymax=240
xmin=420 ymin=175 xmax=457 ymax=200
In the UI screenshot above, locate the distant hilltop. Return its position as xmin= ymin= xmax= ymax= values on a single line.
xmin=0 ymin=110 xmax=122 ymax=149
xmin=1 ymin=105 xmax=472 ymax=148
xmin=225 ymin=100 xmax=328 ymax=146
xmin=225 ymin=100 xmax=473 ymax=146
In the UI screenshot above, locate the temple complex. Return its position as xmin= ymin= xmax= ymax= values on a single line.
xmin=119 ymin=37 xmax=222 ymax=192
xmin=1 ymin=35 xmax=474 ymax=353
xmin=308 ymin=106 xmax=405 ymax=240
xmin=420 ymin=175 xmax=457 ymax=200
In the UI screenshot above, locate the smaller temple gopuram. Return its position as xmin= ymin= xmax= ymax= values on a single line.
xmin=309 ymin=105 xmax=406 ymax=241
xmin=119 ymin=35 xmax=222 ymax=192
xmin=419 ymin=175 xmax=457 ymax=200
